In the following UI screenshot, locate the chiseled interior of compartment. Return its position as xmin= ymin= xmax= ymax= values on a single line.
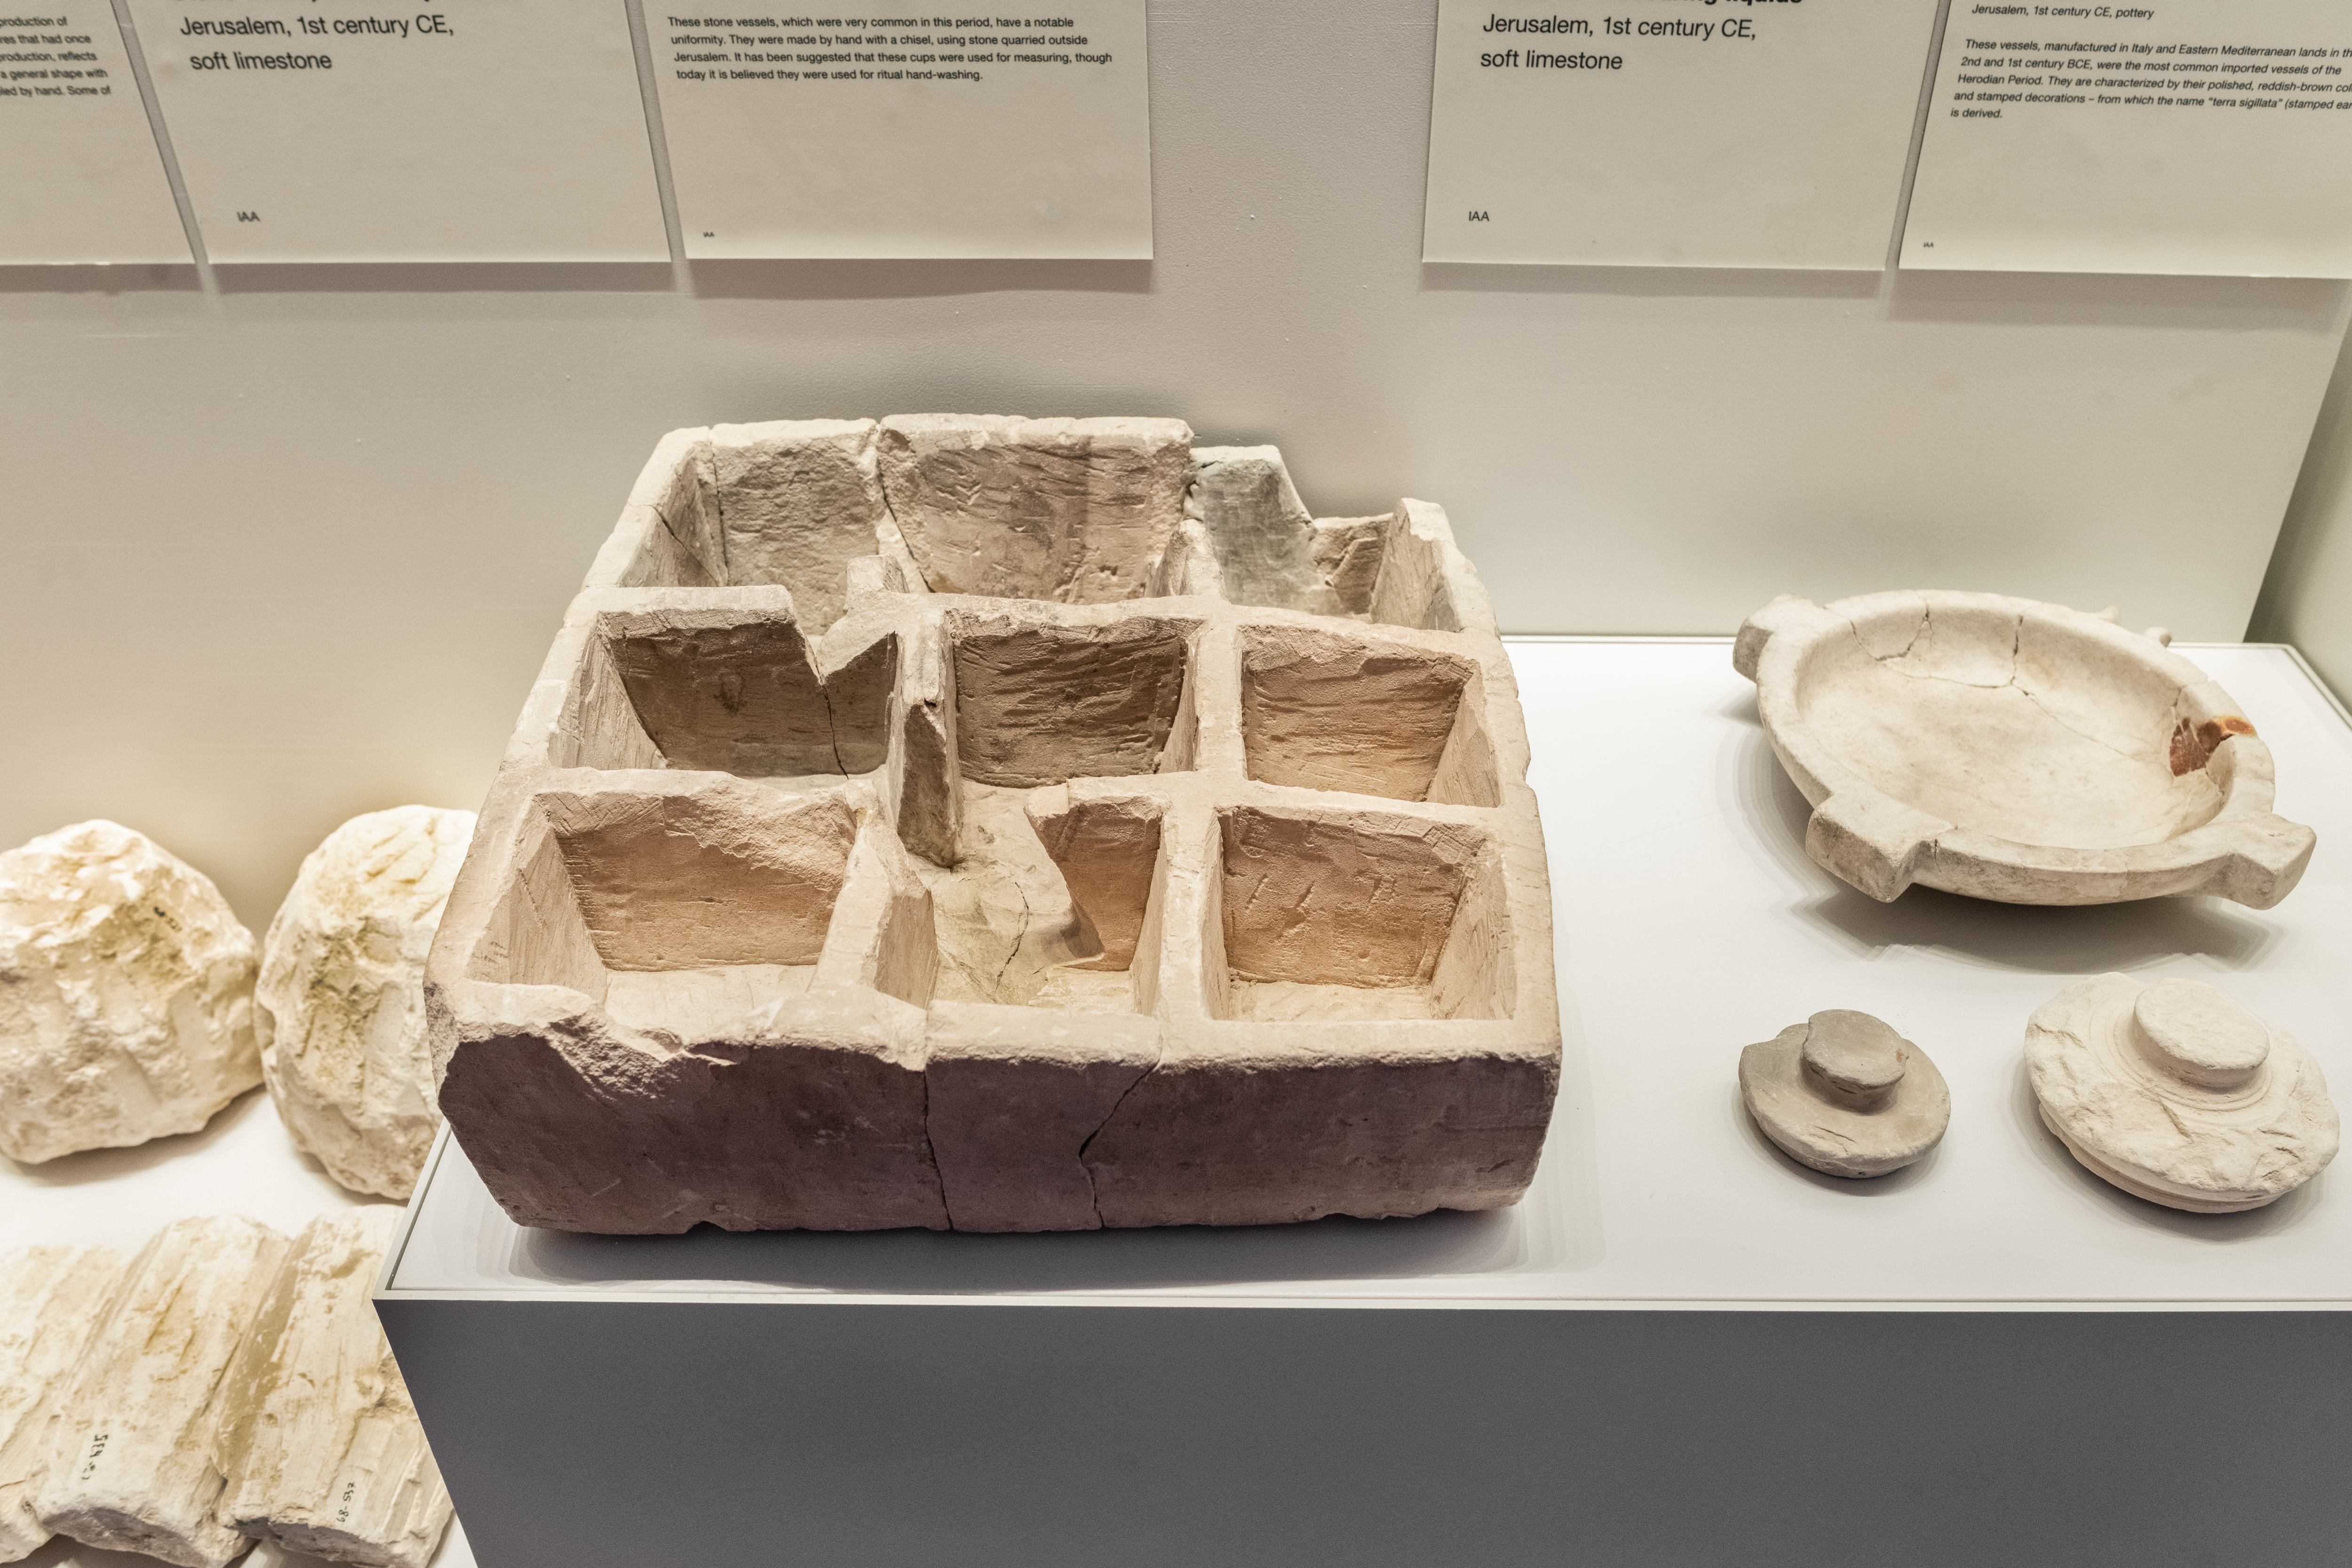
xmin=468 ymin=793 xmax=860 ymax=1034
xmin=1240 ymin=624 xmax=1497 ymax=805
xmin=1803 ymin=600 xmax=2225 ymax=850
xmin=912 ymin=784 xmax=1153 ymax=1014
xmin=951 ymin=618 xmax=1196 ymax=788
xmin=1214 ymin=806 xmax=1509 ymax=1023
xmin=1187 ymin=447 xmax=1389 ymax=617
xmin=704 ymin=422 xmax=895 ymax=636
xmin=604 ymin=621 xmax=896 ymax=779
xmin=875 ymin=414 xmax=1192 ymax=605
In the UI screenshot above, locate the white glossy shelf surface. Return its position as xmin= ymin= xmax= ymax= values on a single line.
xmin=385 ymin=640 xmax=2352 ymax=1310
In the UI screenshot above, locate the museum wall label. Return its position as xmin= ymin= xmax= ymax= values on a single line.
xmin=119 ymin=0 xmax=667 ymax=262
xmin=0 ymin=4 xmax=190 ymax=263
xmin=651 ymin=4 xmax=1153 ymax=259
xmin=1903 ymin=0 xmax=2352 ymax=276
xmin=1422 ymin=0 xmax=1942 ymax=268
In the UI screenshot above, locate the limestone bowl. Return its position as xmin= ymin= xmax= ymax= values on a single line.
xmin=1734 ymin=590 xmax=2316 ymax=907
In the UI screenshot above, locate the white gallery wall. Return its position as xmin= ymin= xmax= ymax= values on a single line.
xmin=3 ymin=0 xmax=2348 ymax=928
xmin=2257 ymin=326 xmax=2352 ymax=702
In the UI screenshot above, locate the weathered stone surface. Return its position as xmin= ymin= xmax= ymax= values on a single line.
xmin=2028 ymin=974 xmax=2339 ymax=1212
xmin=427 ymin=417 xmax=1562 ymax=1233
xmin=0 ymin=1245 xmax=123 ymax=1563
xmin=258 ymin=808 xmax=477 ymax=1201
xmin=1740 ymin=1011 xmax=1950 ymax=1179
xmin=217 ymin=1208 xmax=453 ymax=1568
xmin=0 ymin=821 xmax=261 ymax=1165
xmin=876 ymin=414 xmax=1193 ymax=603
xmin=36 ymin=1215 xmax=290 ymax=1568
xmin=1735 ymin=591 xmax=2316 ymax=907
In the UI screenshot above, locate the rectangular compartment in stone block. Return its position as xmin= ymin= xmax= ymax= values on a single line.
xmin=464 ymin=786 xmax=861 ymax=1029
xmin=917 ymin=787 xmax=1163 ymax=1015
xmin=607 ymin=420 xmax=908 ymax=636
xmin=1214 ymin=806 xmax=1514 ymax=1023
xmin=1239 ymin=624 xmax=1498 ymax=806
xmin=553 ymin=606 xmax=897 ymax=780
xmin=950 ymin=616 xmax=1198 ymax=786
xmin=877 ymin=415 xmax=1192 ymax=603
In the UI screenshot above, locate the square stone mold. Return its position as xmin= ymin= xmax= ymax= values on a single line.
xmin=425 ymin=416 xmax=1561 ymax=1234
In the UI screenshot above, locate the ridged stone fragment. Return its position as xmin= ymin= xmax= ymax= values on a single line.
xmin=2028 ymin=974 xmax=2339 ymax=1212
xmin=258 ymin=807 xmax=477 ymax=1199
xmin=0 ymin=1246 xmax=125 ymax=1563
xmin=218 ymin=1208 xmax=453 ymax=1568
xmin=0 ymin=821 xmax=262 ymax=1164
xmin=35 ymin=1215 xmax=291 ymax=1568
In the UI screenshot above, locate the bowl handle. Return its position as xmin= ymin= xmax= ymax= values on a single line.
xmin=2196 ymin=816 xmax=2319 ymax=910
xmin=1805 ymin=793 xmax=1949 ymax=903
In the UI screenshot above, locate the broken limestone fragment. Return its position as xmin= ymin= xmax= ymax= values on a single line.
xmin=1735 ymin=591 xmax=2315 ymax=907
xmin=36 ymin=1215 xmax=290 ymax=1568
xmin=428 ymin=415 xmax=1563 ymax=1233
xmin=0 ymin=820 xmax=262 ymax=1164
xmin=1739 ymin=1011 xmax=1949 ymax=1178
xmin=258 ymin=807 xmax=477 ymax=1200
xmin=218 ymin=1208 xmax=453 ymax=1568
xmin=2028 ymin=974 xmax=2339 ymax=1213
xmin=0 ymin=1246 xmax=124 ymax=1564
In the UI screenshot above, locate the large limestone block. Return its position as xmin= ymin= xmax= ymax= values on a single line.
xmin=876 ymin=414 xmax=1192 ymax=603
xmin=0 ymin=1246 xmax=124 ymax=1563
xmin=433 ymin=418 xmax=1563 ymax=1233
xmin=37 ymin=1215 xmax=290 ymax=1568
xmin=218 ymin=1208 xmax=453 ymax=1568
xmin=258 ymin=807 xmax=477 ymax=1200
xmin=0 ymin=821 xmax=261 ymax=1164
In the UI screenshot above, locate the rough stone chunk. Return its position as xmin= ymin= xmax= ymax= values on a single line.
xmin=2028 ymin=974 xmax=2339 ymax=1212
xmin=259 ymin=808 xmax=477 ymax=1199
xmin=1739 ymin=1011 xmax=1949 ymax=1178
xmin=0 ymin=821 xmax=261 ymax=1165
xmin=218 ymin=1208 xmax=453 ymax=1568
xmin=0 ymin=1245 xmax=124 ymax=1562
xmin=36 ymin=1215 xmax=291 ymax=1568
xmin=877 ymin=414 xmax=1192 ymax=603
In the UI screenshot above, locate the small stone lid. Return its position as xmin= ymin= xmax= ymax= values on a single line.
xmin=2026 ymin=973 xmax=2339 ymax=1213
xmin=1739 ymin=1010 xmax=1949 ymax=1179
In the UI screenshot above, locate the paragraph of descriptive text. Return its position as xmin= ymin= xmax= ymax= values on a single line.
xmin=670 ymin=12 xmax=1112 ymax=85
xmin=1952 ymin=15 xmax=2350 ymax=120
xmin=1 ymin=12 xmax=113 ymax=101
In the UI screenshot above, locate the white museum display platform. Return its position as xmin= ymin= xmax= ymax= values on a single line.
xmin=0 ymin=1094 xmax=478 ymax=1568
xmin=373 ymin=639 xmax=2352 ymax=1568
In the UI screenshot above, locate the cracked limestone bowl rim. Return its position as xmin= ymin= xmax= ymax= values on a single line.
xmin=1734 ymin=589 xmax=2317 ymax=908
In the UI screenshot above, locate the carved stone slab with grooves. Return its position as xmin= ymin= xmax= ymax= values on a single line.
xmin=426 ymin=416 xmax=1562 ymax=1233
xmin=218 ymin=1208 xmax=453 ymax=1568
xmin=2027 ymin=974 xmax=2338 ymax=1213
xmin=35 ymin=1215 xmax=289 ymax=1568
xmin=259 ymin=807 xmax=477 ymax=1200
xmin=1734 ymin=591 xmax=2316 ymax=907
xmin=0 ymin=820 xmax=261 ymax=1164
xmin=1739 ymin=1010 xmax=1949 ymax=1179
xmin=0 ymin=1246 xmax=123 ymax=1564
